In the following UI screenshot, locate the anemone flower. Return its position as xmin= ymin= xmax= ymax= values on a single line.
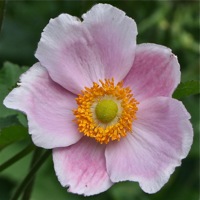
xmin=4 ymin=3 xmax=193 ymax=196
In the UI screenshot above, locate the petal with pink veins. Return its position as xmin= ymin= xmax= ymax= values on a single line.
xmin=35 ymin=4 xmax=137 ymax=94
xmin=124 ymin=43 xmax=180 ymax=101
xmin=35 ymin=13 xmax=102 ymax=94
xmin=106 ymin=97 xmax=193 ymax=193
xmin=3 ymin=63 xmax=82 ymax=149
xmin=82 ymin=3 xmax=137 ymax=83
xmin=53 ymin=137 xmax=113 ymax=196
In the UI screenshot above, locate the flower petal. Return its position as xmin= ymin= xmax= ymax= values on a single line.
xmin=35 ymin=4 xmax=137 ymax=94
xmin=82 ymin=3 xmax=138 ymax=82
xmin=106 ymin=97 xmax=193 ymax=193
xmin=3 ymin=63 xmax=82 ymax=149
xmin=53 ymin=137 xmax=113 ymax=196
xmin=124 ymin=43 xmax=180 ymax=101
xmin=35 ymin=13 xmax=101 ymax=94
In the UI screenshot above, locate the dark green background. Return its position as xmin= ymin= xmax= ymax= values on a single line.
xmin=0 ymin=1 xmax=199 ymax=200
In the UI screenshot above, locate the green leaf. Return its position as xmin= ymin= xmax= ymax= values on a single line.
xmin=0 ymin=62 xmax=29 ymax=126
xmin=17 ymin=113 xmax=28 ymax=128
xmin=0 ymin=125 xmax=28 ymax=150
xmin=0 ymin=86 xmax=16 ymax=118
xmin=0 ymin=61 xmax=28 ymax=89
xmin=0 ymin=115 xmax=19 ymax=130
xmin=173 ymin=80 xmax=200 ymax=99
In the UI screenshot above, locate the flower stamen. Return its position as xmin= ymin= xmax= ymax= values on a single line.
xmin=73 ymin=79 xmax=139 ymax=144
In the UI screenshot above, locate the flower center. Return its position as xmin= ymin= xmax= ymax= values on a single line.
xmin=73 ymin=79 xmax=139 ymax=144
xmin=95 ymin=99 xmax=118 ymax=123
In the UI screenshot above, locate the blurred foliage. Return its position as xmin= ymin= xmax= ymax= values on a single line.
xmin=173 ymin=80 xmax=200 ymax=99
xmin=0 ymin=0 xmax=6 ymax=32
xmin=0 ymin=62 xmax=28 ymax=128
xmin=0 ymin=1 xmax=199 ymax=200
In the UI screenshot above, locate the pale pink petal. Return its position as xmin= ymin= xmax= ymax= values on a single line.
xmin=124 ymin=43 xmax=180 ymax=101
xmin=106 ymin=97 xmax=193 ymax=193
xmin=3 ymin=63 xmax=82 ymax=149
xmin=35 ymin=4 xmax=137 ymax=94
xmin=53 ymin=137 xmax=113 ymax=196
xmin=82 ymin=3 xmax=137 ymax=82
xmin=35 ymin=14 xmax=101 ymax=94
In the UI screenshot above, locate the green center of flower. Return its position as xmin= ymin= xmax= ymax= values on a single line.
xmin=95 ymin=99 xmax=118 ymax=123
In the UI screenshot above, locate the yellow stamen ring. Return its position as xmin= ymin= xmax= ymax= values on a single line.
xmin=73 ymin=79 xmax=139 ymax=144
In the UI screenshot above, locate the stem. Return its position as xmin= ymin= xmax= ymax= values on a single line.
xmin=0 ymin=144 xmax=35 ymax=172
xmin=11 ymin=150 xmax=51 ymax=200
xmin=21 ymin=148 xmax=44 ymax=200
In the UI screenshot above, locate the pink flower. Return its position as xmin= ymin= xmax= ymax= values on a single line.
xmin=4 ymin=4 xmax=193 ymax=196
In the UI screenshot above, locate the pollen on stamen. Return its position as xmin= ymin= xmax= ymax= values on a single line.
xmin=73 ymin=79 xmax=139 ymax=144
